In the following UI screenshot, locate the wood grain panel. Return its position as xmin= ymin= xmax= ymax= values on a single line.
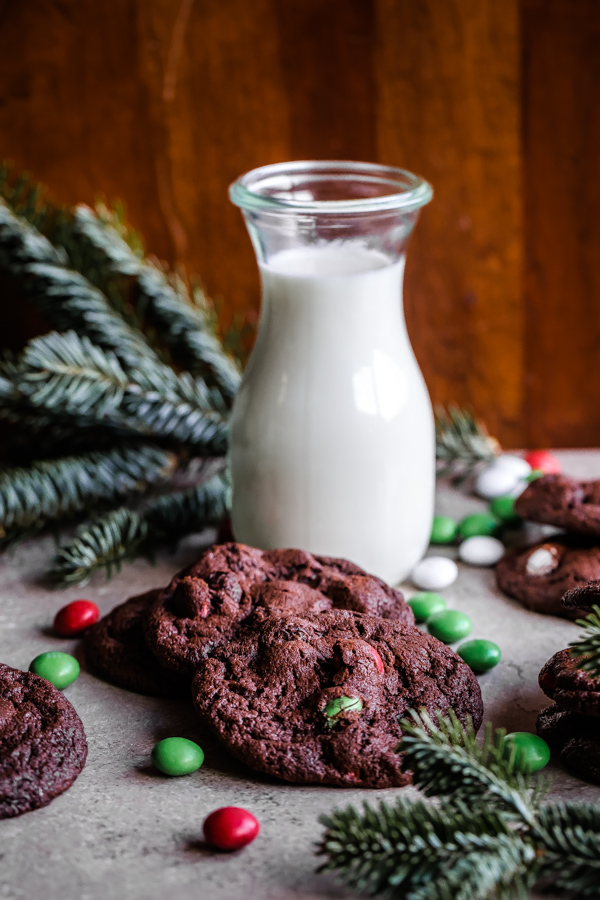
xmin=522 ymin=0 xmax=600 ymax=447
xmin=374 ymin=0 xmax=523 ymax=446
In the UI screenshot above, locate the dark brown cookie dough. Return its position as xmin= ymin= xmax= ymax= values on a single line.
xmin=145 ymin=542 xmax=414 ymax=675
xmin=537 ymin=704 xmax=600 ymax=785
xmin=495 ymin=535 xmax=600 ymax=618
xmin=515 ymin=474 xmax=600 ymax=537
xmin=539 ymin=648 xmax=600 ymax=717
xmin=0 ymin=663 xmax=88 ymax=818
xmin=84 ymin=590 xmax=189 ymax=698
xmin=192 ymin=609 xmax=483 ymax=788
xmin=562 ymin=580 xmax=600 ymax=612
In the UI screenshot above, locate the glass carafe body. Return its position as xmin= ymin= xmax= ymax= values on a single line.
xmin=229 ymin=161 xmax=434 ymax=585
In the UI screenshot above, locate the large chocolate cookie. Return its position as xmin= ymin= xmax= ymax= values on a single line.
xmin=84 ymin=590 xmax=188 ymax=697
xmin=0 ymin=663 xmax=88 ymax=818
xmin=515 ymin=474 xmax=600 ymax=537
xmin=495 ymin=535 xmax=600 ymax=618
xmin=145 ymin=543 xmax=414 ymax=675
xmin=192 ymin=609 xmax=483 ymax=788
xmin=539 ymin=648 xmax=600 ymax=718
xmin=562 ymin=580 xmax=600 ymax=613
xmin=537 ymin=704 xmax=600 ymax=785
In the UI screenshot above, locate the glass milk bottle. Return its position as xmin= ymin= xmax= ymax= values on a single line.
xmin=228 ymin=161 xmax=434 ymax=585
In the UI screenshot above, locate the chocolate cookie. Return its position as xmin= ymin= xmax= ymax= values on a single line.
xmin=84 ymin=590 xmax=189 ymax=697
xmin=562 ymin=580 xmax=600 ymax=613
xmin=145 ymin=542 xmax=414 ymax=675
xmin=539 ymin=648 xmax=600 ymax=717
xmin=537 ymin=704 xmax=600 ymax=785
xmin=495 ymin=535 xmax=600 ymax=618
xmin=0 ymin=663 xmax=88 ymax=818
xmin=515 ymin=474 xmax=600 ymax=537
xmin=192 ymin=609 xmax=483 ymax=788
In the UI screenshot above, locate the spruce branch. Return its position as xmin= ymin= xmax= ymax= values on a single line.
xmin=399 ymin=710 xmax=544 ymax=826
xmin=435 ymin=405 xmax=500 ymax=482
xmin=534 ymin=803 xmax=600 ymax=897
xmin=0 ymin=443 xmax=176 ymax=539
xmin=570 ymin=606 xmax=600 ymax=679
xmin=49 ymin=471 xmax=228 ymax=585
xmin=15 ymin=331 xmax=228 ymax=455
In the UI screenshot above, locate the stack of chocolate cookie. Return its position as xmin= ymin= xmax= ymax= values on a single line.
xmin=536 ymin=582 xmax=600 ymax=783
xmin=496 ymin=474 xmax=600 ymax=618
xmin=84 ymin=542 xmax=484 ymax=788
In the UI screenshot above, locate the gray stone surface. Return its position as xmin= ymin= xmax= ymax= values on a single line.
xmin=1 ymin=450 xmax=599 ymax=899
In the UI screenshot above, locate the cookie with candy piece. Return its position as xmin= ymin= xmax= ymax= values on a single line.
xmin=495 ymin=535 xmax=600 ymax=618
xmin=192 ymin=609 xmax=483 ymax=788
xmin=144 ymin=542 xmax=413 ymax=676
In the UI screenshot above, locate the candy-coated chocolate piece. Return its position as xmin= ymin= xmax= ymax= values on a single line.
xmin=203 ymin=807 xmax=260 ymax=851
xmin=458 ymin=513 xmax=500 ymax=540
xmin=366 ymin=645 xmax=384 ymax=673
xmin=523 ymin=450 xmax=561 ymax=475
xmin=323 ymin=696 xmax=363 ymax=727
xmin=53 ymin=599 xmax=100 ymax=637
xmin=151 ymin=737 xmax=204 ymax=776
xmin=427 ymin=610 xmax=472 ymax=644
xmin=458 ymin=536 xmax=505 ymax=567
xmin=504 ymin=732 xmax=550 ymax=773
xmin=475 ymin=466 xmax=520 ymax=500
xmin=457 ymin=639 xmax=501 ymax=673
xmin=526 ymin=469 xmax=545 ymax=482
xmin=430 ymin=516 xmax=458 ymax=544
xmin=492 ymin=454 xmax=532 ymax=478
xmin=29 ymin=651 xmax=80 ymax=690
xmin=411 ymin=557 xmax=458 ymax=591
xmin=408 ymin=591 xmax=447 ymax=623
xmin=489 ymin=495 xmax=521 ymax=525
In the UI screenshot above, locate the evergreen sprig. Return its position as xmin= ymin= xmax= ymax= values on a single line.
xmin=0 ymin=443 xmax=176 ymax=539
xmin=570 ymin=606 xmax=600 ymax=678
xmin=316 ymin=710 xmax=600 ymax=899
xmin=14 ymin=330 xmax=228 ymax=455
xmin=435 ymin=405 xmax=500 ymax=482
xmin=49 ymin=471 xmax=228 ymax=585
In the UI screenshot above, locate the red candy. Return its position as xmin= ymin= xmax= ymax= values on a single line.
xmin=53 ymin=599 xmax=100 ymax=637
xmin=366 ymin=644 xmax=384 ymax=674
xmin=203 ymin=806 xmax=260 ymax=851
xmin=523 ymin=450 xmax=561 ymax=475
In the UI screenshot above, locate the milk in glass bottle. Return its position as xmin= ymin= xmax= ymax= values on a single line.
xmin=228 ymin=161 xmax=434 ymax=585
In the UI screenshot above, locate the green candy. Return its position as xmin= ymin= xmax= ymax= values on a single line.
xmin=525 ymin=469 xmax=545 ymax=482
xmin=427 ymin=610 xmax=472 ymax=644
xmin=408 ymin=592 xmax=447 ymax=623
xmin=324 ymin=696 xmax=363 ymax=727
xmin=457 ymin=639 xmax=501 ymax=673
xmin=151 ymin=737 xmax=205 ymax=776
xmin=29 ymin=651 xmax=79 ymax=690
xmin=458 ymin=513 xmax=499 ymax=540
xmin=430 ymin=516 xmax=458 ymax=544
xmin=503 ymin=732 xmax=550 ymax=773
xmin=489 ymin=495 xmax=521 ymax=525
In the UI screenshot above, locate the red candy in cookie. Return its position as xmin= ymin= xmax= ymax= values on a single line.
xmin=523 ymin=450 xmax=561 ymax=475
xmin=203 ymin=807 xmax=260 ymax=851
xmin=53 ymin=600 xmax=100 ymax=637
xmin=366 ymin=644 xmax=384 ymax=673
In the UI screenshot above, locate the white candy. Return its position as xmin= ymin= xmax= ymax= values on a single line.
xmin=508 ymin=477 xmax=530 ymax=498
xmin=458 ymin=535 xmax=505 ymax=567
xmin=526 ymin=546 xmax=559 ymax=576
xmin=475 ymin=466 xmax=521 ymax=500
xmin=411 ymin=556 xmax=458 ymax=591
xmin=492 ymin=454 xmax=532 ymax=478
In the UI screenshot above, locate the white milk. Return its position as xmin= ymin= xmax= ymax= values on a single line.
xmin=230 ymin=243 xmax=434 ymax=585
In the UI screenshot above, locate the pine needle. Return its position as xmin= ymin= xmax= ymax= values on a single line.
xmin=49 ymin=471 xmax=228 ymax=585
xmin=569 ymin=606 xmax=600 ymax=679
xmin=435 ymin=404 xmax=500 ymax=482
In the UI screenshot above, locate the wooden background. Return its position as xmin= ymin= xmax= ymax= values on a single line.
xmin=0 ymin=0 xmax=599 ymax=449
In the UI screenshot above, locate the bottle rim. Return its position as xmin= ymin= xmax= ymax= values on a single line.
xmin=229 ymin=160 xmax=433 ymax=215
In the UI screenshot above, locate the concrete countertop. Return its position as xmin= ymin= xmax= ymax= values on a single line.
xmin=1 ymin=450 xmax=599 ymax=900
